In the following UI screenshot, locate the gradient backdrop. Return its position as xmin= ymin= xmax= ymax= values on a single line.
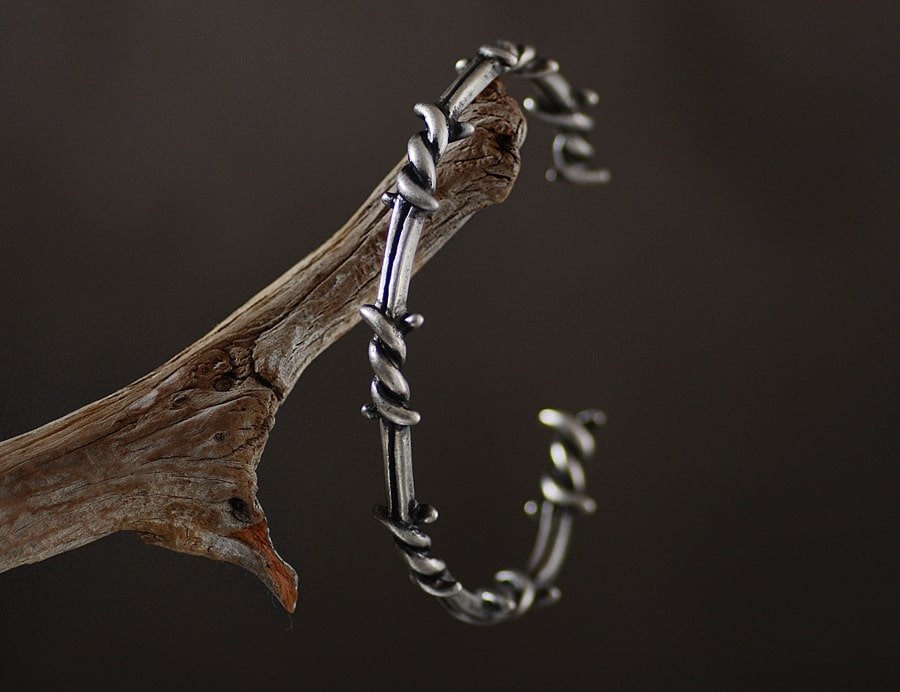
xmin=0 ymin=2 xmax=894 ymax=690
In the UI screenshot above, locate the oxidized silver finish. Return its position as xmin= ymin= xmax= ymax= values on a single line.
xmin=361 ymin=40 xmax=608 ymax=625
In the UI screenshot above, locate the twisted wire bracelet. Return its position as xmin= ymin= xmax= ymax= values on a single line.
xmin=361 ymin=40 xmax=608 ymax=625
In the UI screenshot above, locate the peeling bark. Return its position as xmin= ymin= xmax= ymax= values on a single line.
xmin=0 ymin=81 xmax=526 ymax=611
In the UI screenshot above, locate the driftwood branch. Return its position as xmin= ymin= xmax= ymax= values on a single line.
xmin=0 ymin=82 xmax=525 ymax=611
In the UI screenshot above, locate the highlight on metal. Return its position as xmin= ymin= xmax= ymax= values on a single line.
xmin=360 ymin=40 xmax=608 ymax=625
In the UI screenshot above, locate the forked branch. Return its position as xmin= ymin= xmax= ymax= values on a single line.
xmin=0 ymin=82 xmax=525 ymax=611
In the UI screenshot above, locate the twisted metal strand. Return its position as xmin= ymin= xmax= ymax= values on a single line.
xmin=380 ymin=40 xmax=608 ymax=217
xmin=362 ymin=40 xmax=608 ymax=625
xmin=370 ymin=409 xmax=604 ymax=625
xmin=359 ymin=305 xmax=422 ymax=426
xmin=535 ymin=408 xmax=605 ymax=515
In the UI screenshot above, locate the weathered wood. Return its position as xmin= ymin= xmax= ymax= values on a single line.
xmin=0 ymin=82 xmax=525 ymax=612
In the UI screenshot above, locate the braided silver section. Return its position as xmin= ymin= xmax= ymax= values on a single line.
xmin=359 ymin=305 xmax=422 ymax=427
xmin=361 ymin=40 xmax=608 ymax=625
xmin=536 ymin=408 xmax=604 ymax=515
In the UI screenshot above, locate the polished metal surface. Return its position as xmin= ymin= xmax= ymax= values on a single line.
xmin=361 ymin=40 xmax=608 ymax=625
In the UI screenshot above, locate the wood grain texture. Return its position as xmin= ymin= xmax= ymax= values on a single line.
xmin=0 ymin=81 xmax=525 ymax=612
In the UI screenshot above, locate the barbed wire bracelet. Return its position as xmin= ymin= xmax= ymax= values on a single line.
xmin=360 ymin=40 xmax=608 ymax=625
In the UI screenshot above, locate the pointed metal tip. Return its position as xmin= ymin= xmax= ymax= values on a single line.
xmin=538 ymin=408 xmax=564 ymax=426
xmin=413 ymin=503 xmax=439 ymax=524
xmin=457 ymin=121 xmax=476 ymax=140
xmin=580 ymin=88 xmax=600 ymax=107
xmin=404 ymin=313 xmax=424 ymax=330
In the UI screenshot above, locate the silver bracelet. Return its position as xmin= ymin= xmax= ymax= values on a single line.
xmin=361 ymin=40 xmax=608 ymax=625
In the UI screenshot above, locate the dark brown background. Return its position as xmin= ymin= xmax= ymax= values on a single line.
xmin=0 ymin=2 xmax=895 ymax=689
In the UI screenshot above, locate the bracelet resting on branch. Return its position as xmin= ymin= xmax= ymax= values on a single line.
xmin=0 ymin=81 xmax=525 ymax=612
